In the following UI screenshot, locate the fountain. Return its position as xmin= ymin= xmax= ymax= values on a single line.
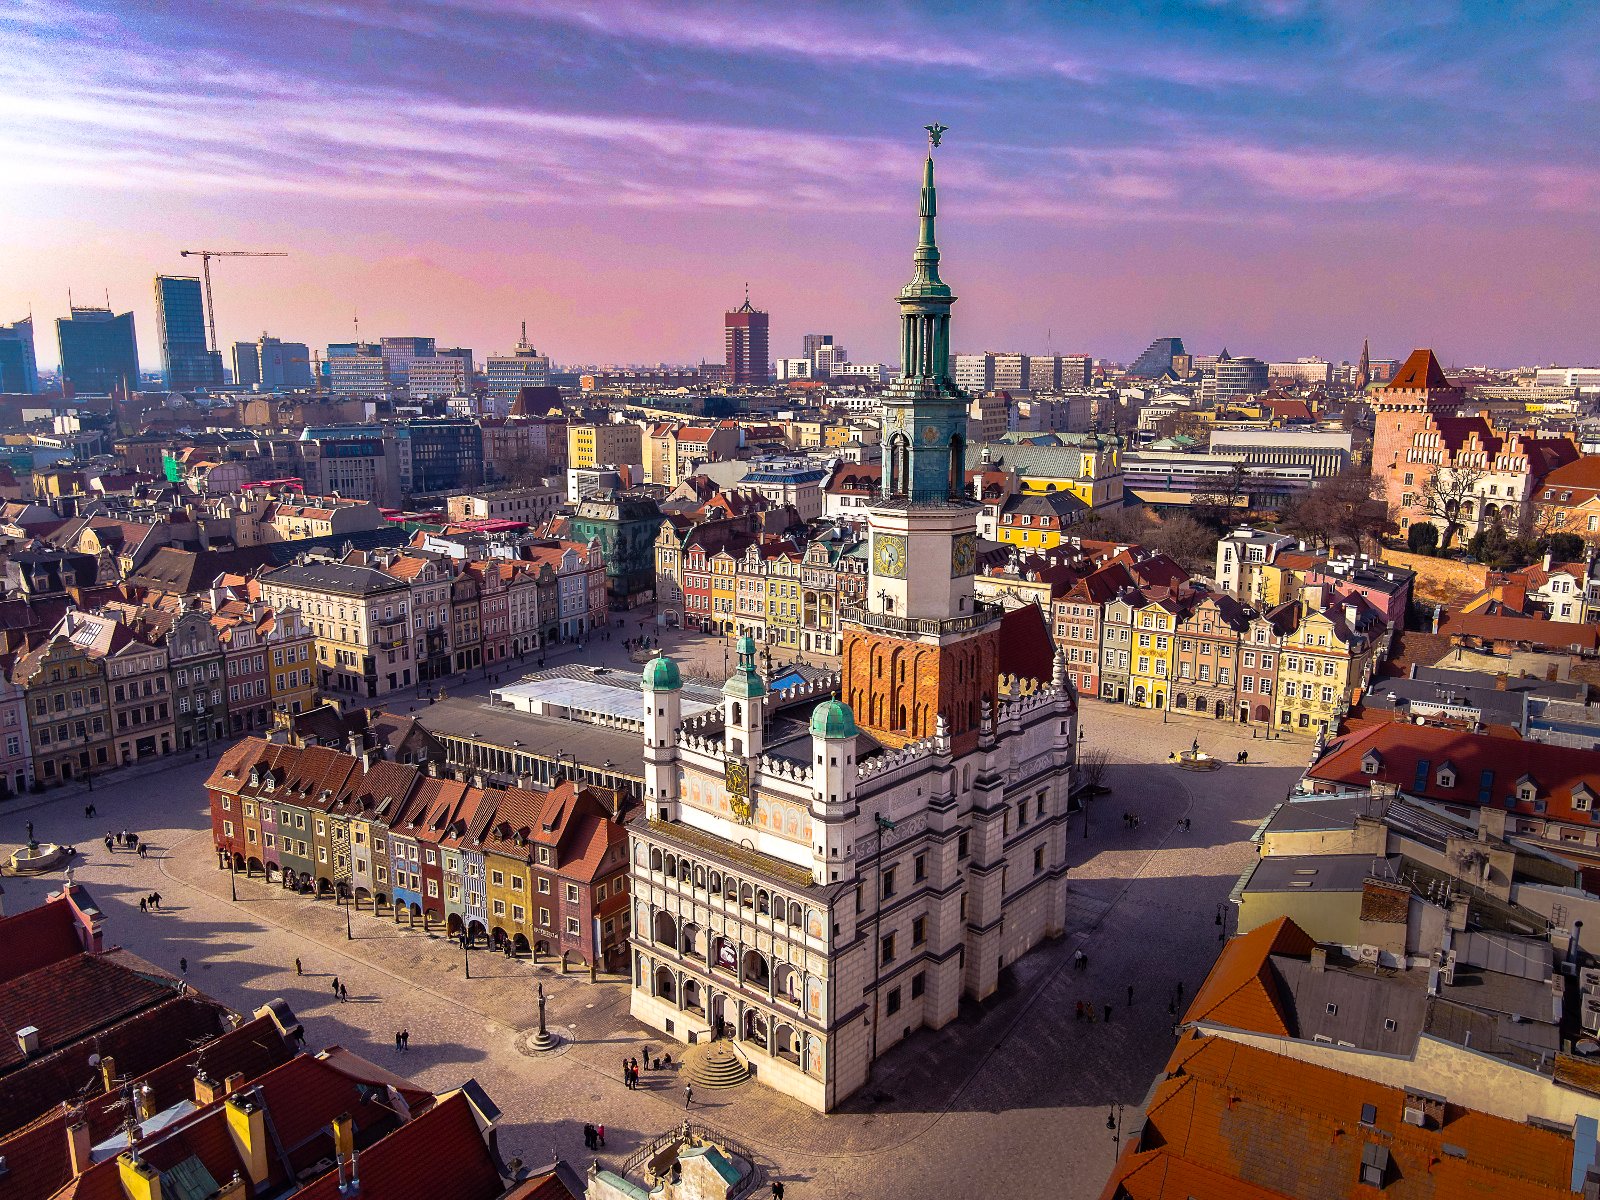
xmin=1174 ymin=736 xmax=1222 ymax=773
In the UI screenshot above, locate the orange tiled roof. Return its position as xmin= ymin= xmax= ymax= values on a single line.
xmin=1386 ymin=348 xmax=1453 ymax=391
xmin=1180 ymin=916 xmax=1314 ymax=1035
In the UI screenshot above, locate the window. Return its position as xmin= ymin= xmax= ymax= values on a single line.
xmin=492 ymin=899 xmax=505 ymax=916
xmin=512 ymin=904 xmax=525 ymax=922
xmin=886 ymin=987 xmax=902 ymax=1016
xmin=912 ymin=915 xmax=926 ymax=945
xmin=957 ymin=831 xmax=969 ymax=859
xmin=566 ymin=917 xmax=580 ymax=936
xmin=491 ymin=870 xmax=504 ymax=886
xmin=914 ymin=853 xmax=926 ymax=882
xmin=538 ymin=877 xmax=550 ymax=894
xmin=1034 ymin=846 xmax=1045 ymax=874
xmin=565 ymin=883 xmax=579 ymax=903
xmin=882 ymin=867 xmax=896 ymax=899
xmin=881 ymin=933 xmax=896 ymax=964
xmin=540 ymin=907 xmax=551 ymax=927
xmin=911 ymin=972 xmax=925 ymax=999
xmin=511 ymin=876 xmax=524 ymax=891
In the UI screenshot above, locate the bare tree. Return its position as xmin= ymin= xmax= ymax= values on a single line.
xmin=1192 ymin=462 xmax=1251 ymax=530
xmin=1075 ymin=747 xmax=1111 ymax=794
xmin=1415 ymin=463 xmax=1485 ymax=550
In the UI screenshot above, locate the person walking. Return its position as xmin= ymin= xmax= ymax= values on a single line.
xmin=295 ymin=958 xmax=303 ymax=976
xmin=138 ymin=842 xmax=147 ymax=859
xmin=622 ymin=1064 xmax=632 ymax=1089
xmin=104 ymin=834 xmax=113 ymax=852
xmin=151 ymin=892 xmax=162 ymax=910
xmin=401 ymin=1028 xmax=409 ymax=1048
xmin=139 ymin=897 xmax=148 ymax=913
xmin=772 ymin=1182 xmax=785 ymax=1200
xmin=341 ymin=983 xmax=350 ymax=1003
xmin=583 ymin=1124 xmax=595 ymax=1151
xmin=596 ymin=1123 xmax=605 ymax=1149
xmin=331 ymin=977 xmax=340 ymax=998
xmin=1075 ymin=1001 xmax=1084 ymax=1021
xmin=684 ymin=1084 xmax=693 ymax=1110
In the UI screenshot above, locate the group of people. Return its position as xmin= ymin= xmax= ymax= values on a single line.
xmin=582 ymin=1123 xmax=606 ymax=1150
xmin=622 ymin=1047 xmax=673 ymax=1089
xmin=393 ymin=1029 xmax=412 ymax=1050
xmin=138 ymin=892 xmax=163 ymax=912
xmin=1121 ymin=812 xmax=1142 ymax=830
xmin=330 ymin=977 xmax=350 ymax=1002
xmin=104 ymin=829 xmax=147 ymax=855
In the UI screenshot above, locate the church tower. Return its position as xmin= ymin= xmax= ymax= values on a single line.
xmin=841 ymin=125 xmax=999 ymax=757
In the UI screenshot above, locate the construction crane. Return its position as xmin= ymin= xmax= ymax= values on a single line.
xmin=178 ymin=249 xmax=288 ymax=355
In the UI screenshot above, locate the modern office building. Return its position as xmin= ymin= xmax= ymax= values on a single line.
xmin=378 ymin=335 xmax=435 ymax=386
xmin=408 ymin=355 xmax=470 ymax=397
xmin=0 ymin=316 xmax=39 ymax=393
xmin=327 ymin=343 xmax=388 ymax=397
xmin=1126 ymin=336 xmax=1184 ymax=379
xmin=232 ymin=340 xmax=261 ymax=387
xmin=396 ymin=417 xmax=484 ymax=495
xmin=725 ymin=293 xmax=770 ymax=385
xmin=1202 ymin=350 xmax=1270 ymax=402
xmin=56 ymin=306 xmax=139 ymax=396
xmin=154 ymin=275 xmax=223 ymax=389
xmin=487 ymin=334 xmax=552 ymax=405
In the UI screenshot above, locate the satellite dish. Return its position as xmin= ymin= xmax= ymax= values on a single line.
xmin=88 ymin=1053 xmax=101 ymax=1068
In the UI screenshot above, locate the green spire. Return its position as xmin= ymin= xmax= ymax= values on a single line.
xmin=904 ymin=125 xmax=951 ymax=301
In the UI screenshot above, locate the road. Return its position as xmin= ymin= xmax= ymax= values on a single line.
xmin=0 ymin=678 xmax=1306 ymax=1199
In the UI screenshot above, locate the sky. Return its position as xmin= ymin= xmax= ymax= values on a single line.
xmin=2 ymin=0 xmax=1598 ymax=373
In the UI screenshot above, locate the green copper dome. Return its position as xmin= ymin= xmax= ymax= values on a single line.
xmin=642 ymin=655 xmax=681 ymax=691
xmin=810 ymin=699 xmax=858 ymax=740
xmin=735 ymin=634 xmax=757 ymax=657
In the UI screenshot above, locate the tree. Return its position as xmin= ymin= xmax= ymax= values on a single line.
xmin=1075 ymin=748 xmax=1112 ymax=796
xmin=1406 ymin=522 xmax=1439 ymax=556
xmin=1542 ymin=532 xmax=1586 ymax=563
xmin=1276 ymin=469 xmax=1389 ymax=553
xmin=1191 ymin=462 xmax=1250 ymax=531
xmin=1147 ymin=513 xmax=1216 ymax=572
xmin=1415 ymin=463 xmax=1486 ymax=550
xmin=1084 ymin=504 xmax=1158 ymax=546
xmin=1154 ymin=410 xmax=1209 ymax=444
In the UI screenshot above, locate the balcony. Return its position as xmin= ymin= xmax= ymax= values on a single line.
xmin=840 ymin=600 xmax=1001 ymax=638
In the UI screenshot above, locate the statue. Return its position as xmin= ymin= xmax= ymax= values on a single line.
xmin=925 ymin=123 xmax=948 ymax=148
xmin=530 ymin=980 xmax=556 ymax=1051
xmin=537 ymin=981 xmax=548 ymax=1035
xmin=25 ymin=821 xmax=33 ymax=847
xmin=1191 ymin=737 xmax=1199 ymax=758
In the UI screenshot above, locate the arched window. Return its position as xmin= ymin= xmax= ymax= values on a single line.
xmin=889 ymin=435 xmax=910 ymax=498
xmin=650 ymin=847 xmax=663 ymax=873
xmin=949 ymin=433 xmax=966 ymax=499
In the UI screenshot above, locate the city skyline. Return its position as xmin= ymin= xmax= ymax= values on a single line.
xmin=5 ymin=1 xmax=1599 ymax=372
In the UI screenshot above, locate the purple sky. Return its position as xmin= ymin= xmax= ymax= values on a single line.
xmin=3 ymin=0 xmax=1598 ymax=372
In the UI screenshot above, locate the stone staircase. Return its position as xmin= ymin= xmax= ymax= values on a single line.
xmin=683 ymin=1041 xmax=751 ymax=1089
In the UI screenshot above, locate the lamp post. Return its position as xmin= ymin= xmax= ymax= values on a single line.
xmin=1107 ymin=1104 xmax=1124 ymax=1156
xmin=345 ymin=901 xmax=352 ymax=941
xmin=463 ymin=931 xmax=470 ymax=980
xmin=1079 ymin=725 xmax=1090 ymax=840
xmin=228 ymin=855 xmax=237 ymax=902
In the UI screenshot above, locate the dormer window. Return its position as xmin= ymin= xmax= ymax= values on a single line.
xmin=1361 ymin=752 xmax=1383 ymax=776
xmin=1514 ymin=774 xmax=1538 ymax=803
xmin=1573 ymin=784 xmax=1596 ymax=813
xmin=1436 ymin=762 xmax=1456 ymax=789
xmin=249 ymin=768 xmax=260 ymax=785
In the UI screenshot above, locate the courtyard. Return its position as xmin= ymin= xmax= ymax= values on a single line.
xmin=0 ymin=670 xmax=1309 ymax=1200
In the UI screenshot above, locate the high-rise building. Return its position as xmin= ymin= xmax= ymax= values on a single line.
xmin=487 ymin=328 xmax=551 ymax=405
xmin=407 ymin=356 xmax=469 ymax=397
xmin=327 ymin=343 xmax=387 ymax=397
xmin=803 ymin=333 xmax=832 ymax=363
xmin=1127 ymin=335 xmax=1185 ymax=379
xmin=992 ymin=352 xmax=1029 ymax=391
xmin=154 ymin=275 xmax=223 ymax=389
xmin=0 ymin=317 xmax=39 ymax=394
xmin=56 ymin=307 xmax=139 ymax=396
xmin=232 ymin=341 xmax=261 ymax=388
xmin=378 ymin=335 xmax=435 ymax=386
xmin=952 ymin=352 xmax=995 ymax=392
xmin=724 ymin=291 xmax=770 ymax=385
xmin=257 ymin=337 xmax=312 ymax=389
xmin=1202 ymin=349 xmax=1270 ymax=402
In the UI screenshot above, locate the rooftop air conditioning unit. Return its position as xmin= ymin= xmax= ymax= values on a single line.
xmin=1403 ymin=1106 xmax=1427 ymax=1127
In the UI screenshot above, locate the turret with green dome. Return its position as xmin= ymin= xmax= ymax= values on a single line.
xmin=642 ymin=654 xmax=681 ymax=691
xmin=810 ymin=698 xmax=858 ymax=740
xmin=722 ymin=635 xmax=767 ymax=700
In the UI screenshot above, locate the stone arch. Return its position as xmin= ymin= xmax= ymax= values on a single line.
xmin=512 ymin=932 xmax=530 ymax=955
xmin=650 ymin=847 xmax=663 ymax=872
xmin=948 ymin=433 xmax=966 ymax=499
xmin=741 ymin=947 xmax=770 ymax=988
xmin=773 ymin=961 xmax=800 ymax=1004
xmin=653 ymin=909 xmax=677 ymax=946
xmin=756 ymin=888 xmax=770 ymax=915
xmin=709 ymin=869 xmax=723 ymax=895
xmin=775 ymin=1020 xmax=801 ymax=1065
xmin=654 ymin=964 xmax=676 ymax=1003
xmin=787 ymin=900 xmax=802 ymax=927
xmin=693 ymin=865 xmax=705 ymax=889
xmin=663 ymin=853 xmax=678 ymax=879
xmin=680 ymin=921 xmax=701 ymax=957
xmin=740 ymin=882 xmax=754 ymax=908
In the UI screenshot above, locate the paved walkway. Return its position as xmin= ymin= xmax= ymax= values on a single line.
xmin=0 ymin=698 xmax=1304 ymax=1199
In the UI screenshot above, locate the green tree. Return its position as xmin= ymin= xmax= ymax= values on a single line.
xmin=1407 ymin=522 xmax=1439 ymax=556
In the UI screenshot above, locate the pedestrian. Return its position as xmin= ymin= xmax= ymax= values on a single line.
xmin=630 ymin=1056 xmax=639 ymax=1077
xmin=396 ymin=1031 xmax=403 ymax=1050
xmin=331 ymin=977 xmax=340 ymax=997
xmin=139 ymin=897 xmax=148 ymax=913
xmin=1127 ymin=984 xmax=1134 ymax=1007
xmin=597 ymin=1123 xmax=605 ymax=1148
xmin=1184 ymin=817 xmax=1191 ymax=833
xmin=104 ymin=835 xmax=113 ymax=852
xmin=138 ymin=842 xmax=147 ymax=859
xmin=1176 ymin=979 xmax=1184 ymax=1001
xmin=623 ymin=1066 xmax=632 ymax=1089
xmin=583 ymin=1124 xmax=595 ymax=1151
xmin=151 ymin=892 xmax=162 ymax=910
xmin=1103 ymin=1004 xmax=1112 ymax=1023
xmin=180 ymin=957 xmax=187 ymax=974
xmin=295 ymin=958 xmax=303 ymax=976
xmin=401 ymin=1028 xmax=408 ymax=1048
xmin=684 ymin=1084 xmax=693 ymax=1110
xmin=84 ymin=804 xmax=91 ymax=818
xmin=772 ymin=1182 xmax=785 ymax=1200
xmin=88 ymin=803 xmax=96 ymax=817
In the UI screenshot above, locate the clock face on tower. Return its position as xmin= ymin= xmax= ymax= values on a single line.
xmin=873 ymin=533 xmax=908 ymax=579
xmin=921 ymin=424 xmax=941 ymax=444
xmin=951 ymin=532 xmax=977 ymax=577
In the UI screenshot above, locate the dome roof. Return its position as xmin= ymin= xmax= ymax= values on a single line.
xmin=642 ymin=655 xmax=681 ymax=691
xmin=735 ymin=634 xmax=757 ymax=657
xmin=810 ymin=699 xmax=858 ymax=740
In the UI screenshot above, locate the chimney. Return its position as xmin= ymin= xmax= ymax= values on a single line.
xmin=1431 ymin=603 xmax=1442 ymax=635
xmin=67 ymin=1119 xmax=93 ymax=1177
xmin=216 ymin=1173 xmax=246 ymax=1200
xmin=1310 ymin=947 xmax=1327 ymax=973
xmin=332 ymin=1111 xmax=359 ymax=1193
xmin=1543 ymin=549 xmax=1554 ymax=571
xmin=118 ymin=1152 xmax=162 ymax=1200
xmin=135 ymin=1082 xmax=157 ymax=1121
xmin=100 ymin=1054 xmax=117 ymax=1092
xmin=1495 ymin=673 xmax=1509 ymax=692
xmin=224 ymin=1071 xmax=244 ymax=1096
xmin=194 ymin=1070 xmax=221 ymax=1106
xmin=15 ymin=1026 xmax=38 ymax=1057
xmin=224 ymin=1091 xmax=271 ymax=1186
xmin=1547 ymin=663 xmax=1560 ymax=682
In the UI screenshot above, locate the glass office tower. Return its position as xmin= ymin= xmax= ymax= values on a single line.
xmin=155 ymin=275 xmax=222 ymax=389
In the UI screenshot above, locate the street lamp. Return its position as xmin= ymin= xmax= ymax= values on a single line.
xmin=345 ymin=901 xmax=352 ymax=941
xmin=1107 ymin=1104 xmax=1125 ymax=1155
xmin=228 ymin=855 xmax=237 ymax=902
xmin=463 ymin=930 xmax=470 ymax=980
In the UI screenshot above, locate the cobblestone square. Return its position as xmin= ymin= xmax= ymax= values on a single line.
xmin=1 ymin=679 xmax=1310 ymax=1200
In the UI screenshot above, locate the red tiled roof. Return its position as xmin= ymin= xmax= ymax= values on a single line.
xmin=1181 ymin=916 xmax=1314 ymax=1036
xmin=1537 ymin=454 xmax=1600 ymax=494
xmin=998 ymin=604 xmax=1058 ymax=685
xmin=1386 ymin=348 xmax=1453 ymax=391
xmin=1100 ymin=1035 xmax=1576 ymax=1200
xmin=0 ymin=955 xmax=175 ymax=1075
xmin=294 ymin=1092 xmax=503 ymax=1200
xmin=0 ymin=897 xmax=84 ymax=985
xmin=1308 ymin=720 xmax=1600 ymax=824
